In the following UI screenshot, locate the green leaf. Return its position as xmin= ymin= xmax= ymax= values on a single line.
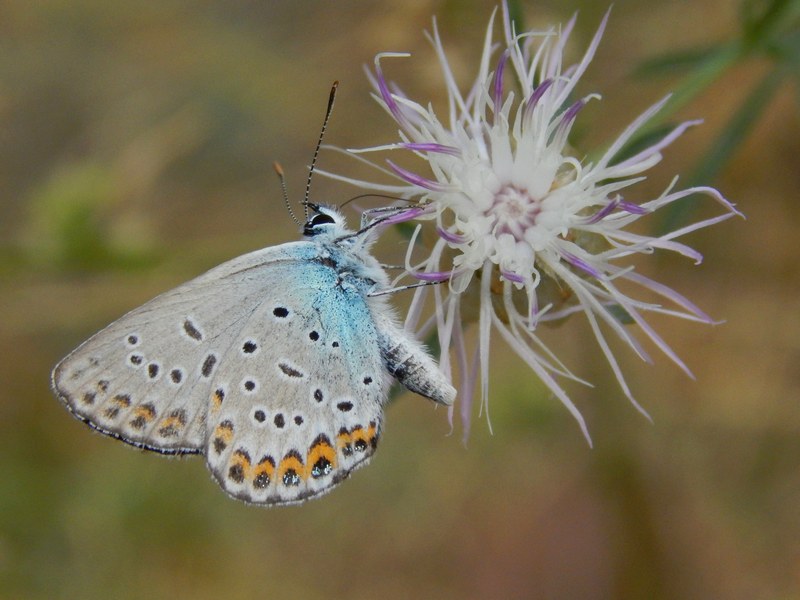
xmin=506 ymin=0 xmax=526 ymax=38
xmin=607 ymin=304 xmax=635 ymax=325
xmin=740 ymin=0 xmax=800 ymax=49
xmin=767 ymin=27 xmax=800 ymax=67
xmin=657 ymin=66 xmax=786 ymax=232
xmin=394 ymin=220 xmax=418 ymax=241
xmin=633 ymin=46 xmax=721 ymax=78
xmin=691 ymin=67 xmax=786 ymax=184
xmin=22 ymin=161 xmax=159 ymax=272
xmin=653 ymin=43 xmax=743 ymax=127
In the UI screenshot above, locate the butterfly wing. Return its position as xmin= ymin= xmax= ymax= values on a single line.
xmin=51 ymin=243 xmax=317 ymax=455
xmin=52 ymin=241 xmax=390 ymax=505
xmin=203 ymin=253 xmax=391 ymax=505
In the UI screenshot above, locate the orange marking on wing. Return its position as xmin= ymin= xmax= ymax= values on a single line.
xmin=230 ymin=449 xmax=252 ymax=479
xmin=278 ymin=452 xmax=306 ymax=482
xmin=253 ymin=456 xmax=275 ymax=481
xmin=306 ymin=438 xmax=337 ymax=477
xmin=111 ymin=394 xmax=131 ymax=408
xmin=159 ymin=415 xmax=184 ymax=431
xmin=351 ymin=422 xmax=379 ymax=452
xmin=133 ymin=405 xmax=154 ymax=419
xmin=211 ymin=389 xmax=224 ymax=413
xmin=351 ymin=425 xmax=367 ymax=444
xmin=132 ymin=404 xmax=155 ymax=423
xmin=336 ymin=428 xmax=352 ymax=452
xmin=213 ymin=422 xmax=234 ymax=445
xmin=366 ymin=421 xmax=378 ymax=443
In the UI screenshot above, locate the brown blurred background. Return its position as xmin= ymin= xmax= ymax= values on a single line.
xmin=1 ymin=1 xmax=798 ymax=598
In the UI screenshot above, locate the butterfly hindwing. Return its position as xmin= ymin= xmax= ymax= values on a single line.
xmin=203 ymin=257 xmax=389 ymax=505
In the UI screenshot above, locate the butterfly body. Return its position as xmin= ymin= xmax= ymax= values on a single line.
xmin=52 ymin=205 xmax=454 ymax=506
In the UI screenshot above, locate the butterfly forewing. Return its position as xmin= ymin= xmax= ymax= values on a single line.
xmin=52 ymin=243 xmax=314 ymax=454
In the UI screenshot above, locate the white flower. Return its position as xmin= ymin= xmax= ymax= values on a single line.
xmin=324 ymin=2 xmax=742 ymax=443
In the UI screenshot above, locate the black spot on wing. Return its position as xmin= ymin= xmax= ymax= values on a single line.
xmin=278 ymin=363 xmax=304 ymax=378
xmin=147 ymin=363 xmax=159 ymax=379
xmin=183 ymin=319 xmax=203 ymax=341
xmin=170 ymin=368 xmax=183 ymax=384
xmin=201 ymin=354 xmax=217 ymax=377
xmin=228 ymin=464 xmax=245 ymax=484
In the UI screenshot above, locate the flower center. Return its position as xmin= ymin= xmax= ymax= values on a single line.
xmin=487 ymin=184 xmax=541 ymax=240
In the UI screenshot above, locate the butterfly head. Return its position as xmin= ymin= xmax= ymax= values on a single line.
xmin=302 ymin=203 xmax=352 ymax=240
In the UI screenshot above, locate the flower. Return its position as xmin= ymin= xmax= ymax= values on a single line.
xmin=324 ymin=3 xmax=742 ymax=443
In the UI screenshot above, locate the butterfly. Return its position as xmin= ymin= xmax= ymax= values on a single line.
xmin=51 ymin=201 xmax=455 ymax=506
xmin=50 ymin=82 xmax=455 ymax=506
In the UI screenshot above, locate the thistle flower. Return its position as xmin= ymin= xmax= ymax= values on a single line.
xmin=325 ymin=3 xmax=742 ymax=443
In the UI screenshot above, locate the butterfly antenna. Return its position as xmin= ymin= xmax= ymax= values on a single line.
xmin=273 ymin=162 xmax=301 ymax=226
xmin=340 ymin=193 xmax=408 ymax=209
xmin=303 ymin=80 xmax=339 ymax=219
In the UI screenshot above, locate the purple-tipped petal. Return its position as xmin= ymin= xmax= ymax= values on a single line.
xmin=619 ymin=200 xmax=649 ymax=215
xmin=380 ymin=206 xmax=427 ymax=226
xmin=402 ymin=142 xmax=462 ymax=156
xmin=412 ymin=270 xmax=453 ymax=282
xmin=493 ymin=50 xmax=509 ymax=111
xmin=501 ymin=270 xmax=525 ymax=283
xmin=561 ymin=98 xmax=585 ymax=125
xmin=373 ymin=53 xmax=412 ymax=128
xmin=375 ymin=66 xmax=400 ymax=119
xmin=621 ymin=270 xmax=714 ymax=323
xmin=436 ymin=226 xmax=466 ymax=244
xmin=562 ymin=251 xmax=602 ymax=278
xmin=387 ymin=160 xmax=449 ymax=192
xmin=612 ymin=119 xmax=702 ymax=172
xmin=584 ymin=198 xmax=649 ymax=225
xmin=584 ymin=200 xmax=619 ymax=224
xmin=524 ymin=78 xmax=554 ymax=120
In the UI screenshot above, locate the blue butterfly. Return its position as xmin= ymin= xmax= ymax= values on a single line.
xmin=51 ymin=83 xmax=455 ymax=506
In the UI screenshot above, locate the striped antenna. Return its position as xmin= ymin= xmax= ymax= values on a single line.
xmin=303 ymin=81 xmax=339 ymax=218
xmin=272 ymin=162 xmax=301 ymax=226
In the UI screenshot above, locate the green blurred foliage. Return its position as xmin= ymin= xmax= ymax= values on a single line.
xmin=22 ymin=160 xmax=152 ymax=270
xmin=1 ymin=1 xmax=798 ymax=599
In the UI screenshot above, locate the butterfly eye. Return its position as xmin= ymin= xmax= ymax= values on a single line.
xmin=303 ymin=212 xmax=336 ymax=236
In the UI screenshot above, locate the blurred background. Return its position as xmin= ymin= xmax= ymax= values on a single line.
xmin=1 ymin=0 xmax=798 ymax=598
